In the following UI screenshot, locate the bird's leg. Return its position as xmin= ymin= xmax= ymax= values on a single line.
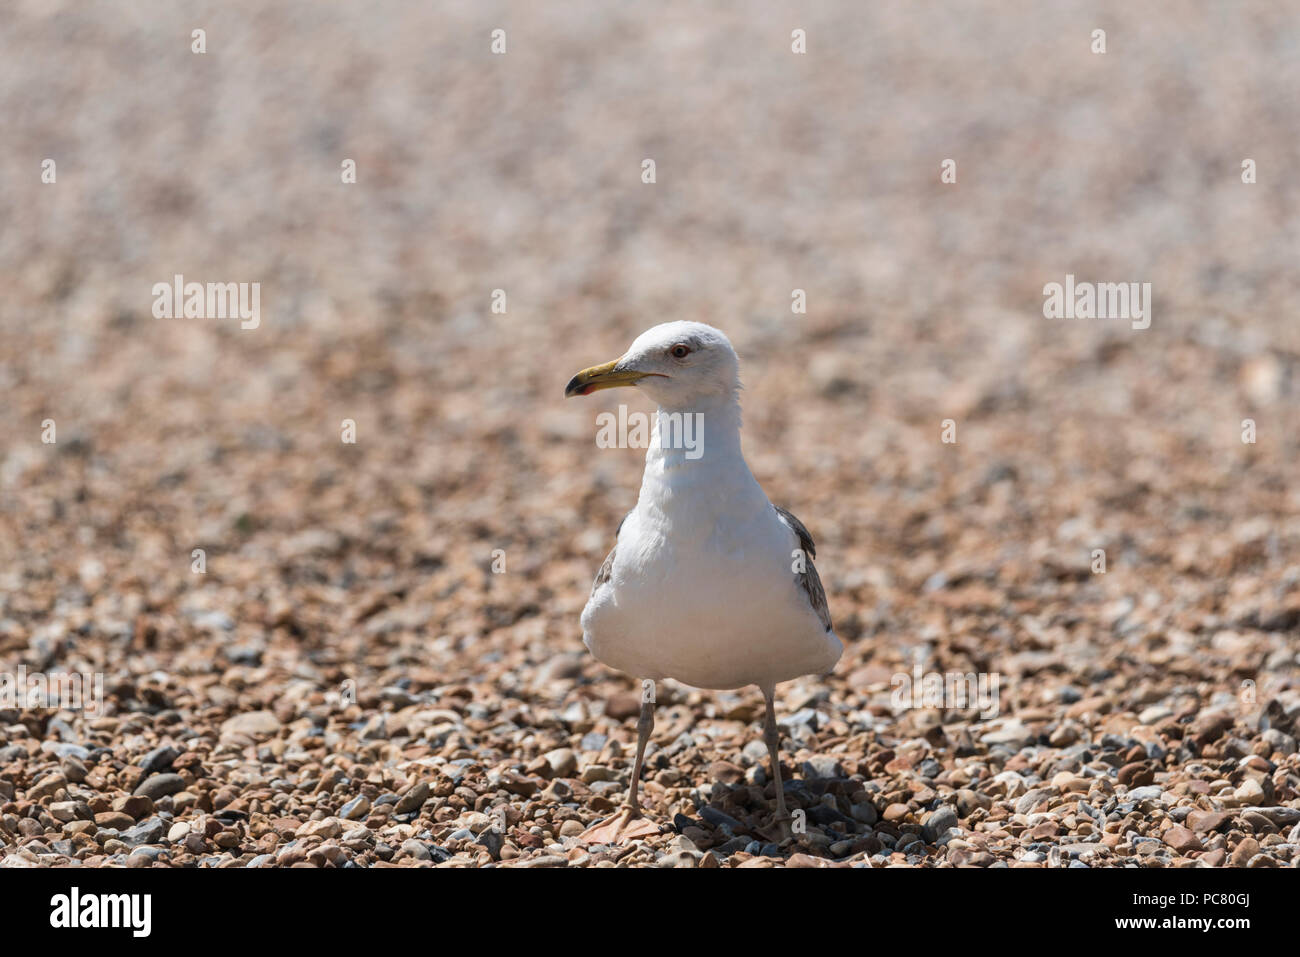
xmin=763 ymin=688 xmax=793 ymax=840
xmin=625 ymin=687 xmax=655 ymax=819
xmin=578 ymin=682 xmax=660 ymax=844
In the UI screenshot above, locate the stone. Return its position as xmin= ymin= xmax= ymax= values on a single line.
xmin=659 ymin=850 xmax=699 ymax=868
xmin=1127 ymin=786 xmax=1164 ymax=803
xmin=883 ymin=803 xmax=911 ymax=822
xmin=801 ymin=755 xmax=843 ymax=780
xmin=139 ymin=746 xmax=180 ymax=775
xmin=700 ymin=806 xmax=744 ymax=831
xmin=394 ymin=782 xmax=429 ymax=814
xmin=134 ymin=773 xmax=186 ymax=800
xmin=1259 ymin=728 xmax=1297 ymax=755
xmin=399 ymin=839 xmax=431 ymax=860
xmin=1015 ymin=788 xmax=1055 ymax=815
xmin=982 ymin=722 xmax=1033 ymax=748
xmin=605 ymin=692 xmax=641 ymax=721
xmin=950 ymin=847 xmax=996 ymax=867
xmin=299 ymin=817 xmax=342 ymax=839
xmin=220 ymin=710 xmax=282 ymax=738
xmin=498 ymin=772 xmax=538 ymax=797
xmin=709 ymin=760 xmax=745 ymax=784
xmin=850 ymin=802 xmax=878 ymax=825
xmin=1229 ymin=838 xmax=1259 ymax=868
xmin=1186 ymin=810 xmax=1231 ymax=833
xmin=94 ymin=811 xmax=135 ymax=830
xmin=1189 ymin=711 xmax=1233 ymax=746
xmin=26 ymin=772 xmax=66 ymax=802
xmin=113 ymin=795 xmax=155 ymax=819
xmin=1065 ymin=696 xmax=1112 ymax=719
xmin=121 ymin=818 xmax=165 ymax=847
xmin=1162 ymin=825 xmax=1202 ymax=854
xmin=543 ymin=748 xmax=577 ymax=778
xmin=339 ymin=795 xmax=370 ymax=820
xmin=922 ymin=806 xmax=959 ymax=843
xmin=475 ymin=828 xmax=504 ymax=859
xmin=49 ymin=801 xmax=91 ymax=822
xmin=954 ymin=789 xmax=985 ymax=818
xmin=1255 ymin=806 xmax=1300 ymax=827
xmin=1232 ymin=779 xmax=1265 ymax=806
xmin=1117 ymin=762 xmax=1154 ymax=788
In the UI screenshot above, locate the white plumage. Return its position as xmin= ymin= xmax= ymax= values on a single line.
xmin=565 ymin=321 xmax=841 ymax=840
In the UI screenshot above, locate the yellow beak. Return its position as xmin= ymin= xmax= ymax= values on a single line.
xmin=564 ymin=359 xmax=648 ymax=397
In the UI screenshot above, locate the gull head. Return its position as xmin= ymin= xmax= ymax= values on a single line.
xmin=564 ymin=321 xmax=739 ymax=408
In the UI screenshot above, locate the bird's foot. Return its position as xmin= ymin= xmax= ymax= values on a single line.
xmin=757 ymin=813 xmax=795 ymax=845
xmin=577 ymin=806 xmax=663 ymax=845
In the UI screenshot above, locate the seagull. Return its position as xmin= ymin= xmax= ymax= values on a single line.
xmin=565 ymin=321 xmax=842 ymax=843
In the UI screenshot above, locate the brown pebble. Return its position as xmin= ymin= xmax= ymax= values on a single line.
xmin=708 ymin=760 xmax=745 ymax=785
xmin=1117 ymin=763 xmax=1154 ymax=788
xmin=883 ymin=803 xmax=911 ymax=822
xmin=1162 ymin=825 xmax=1202 ymax=854
xmin=1229 ymin=837 xmax=1260 ymax=868
xmin=1186 ymin=810 xmax=1232 ymax=833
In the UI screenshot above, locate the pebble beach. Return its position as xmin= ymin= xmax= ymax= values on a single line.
xmin=1 ymin=1 xmax=1298 ymax=868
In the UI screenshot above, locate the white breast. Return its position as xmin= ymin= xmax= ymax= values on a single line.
xmin=580 ymin=426 xmax=841 ymax=691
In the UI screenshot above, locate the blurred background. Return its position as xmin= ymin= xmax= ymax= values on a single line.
xmin=0 ymin=0 xmax=1297 ymax=865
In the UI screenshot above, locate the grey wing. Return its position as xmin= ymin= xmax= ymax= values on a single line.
xmin=592 ymin=510 xmax=631 ymax=596
xmin=774 ymin=505 xmax=833 ymax=632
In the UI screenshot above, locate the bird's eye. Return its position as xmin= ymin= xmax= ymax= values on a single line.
xmin=670 ymin=344 xmax=691 ymax=359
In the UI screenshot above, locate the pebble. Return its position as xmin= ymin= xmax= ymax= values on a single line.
xmin=94 ymin=811 xmax=136 ymax=830
xmin=1015 ymin=788 xmax=1055 ymax=815
xmin=850 ymin=802 xmax=878 ymax=825
xmin=700 ymin=807 xmax=744 ymax=831
xmin=543 ymin=748 xmax=577 ymax=778
xmin=121 ymin=819 xmax=165 ymax=847
xmin=709 ymin=760 xmax=745 ymax=784
xmin=1186 ymin=810 xmax=1231 ymax=833
xmin=134 ymin=773 xmax=186 ymax=800
xmin=982 ymin=722 xmax=1033 ymax=748
xmin=1162 ymin=826 xmax=1202 ymax=855
xmin=883 ymin=803 xmax=911 ymax=822
xmin=299 ymin=818 xmax=342 ymax=839
xmin=49 ymin=801 xmax=90 ymax=823
xmin=26 ymin=772 xmax=66 ymax=802
xmin=1229 ymin=838 xmax=1259 ymax=867
xmin=393 ymin=783 xmax=429 ymax=814
xmin=801 ymin=756 xmax=843 ymax=780
xmin=475 ymin=828 xmax=504 ymax=860
xmin=138 ymin=746 xmax=180 ymax=775
xmin=399 ymin=839 xmax=432 ymax=861
xmin=1127 ymin=786 xmax=1164 ymax=802
xmin=220 ymin=711 xmax=282 ymax=738
xmin=922 ymin=806 xmax=959 ymax=843
xmin=339 ymin=795 xmax=370 ymax=820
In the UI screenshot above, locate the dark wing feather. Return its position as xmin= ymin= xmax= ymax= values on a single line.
xmin=592 ymin=511 xmax=632 ymax=596
xmin=774 ymin=504 xmax=833 ymax=632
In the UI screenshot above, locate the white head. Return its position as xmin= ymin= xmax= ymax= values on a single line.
xmin=564 ymin=321 xmax=740 ymax=409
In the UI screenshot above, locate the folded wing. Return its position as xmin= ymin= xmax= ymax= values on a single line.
xmin=774 ymin=505 xmax=832 ymax=633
